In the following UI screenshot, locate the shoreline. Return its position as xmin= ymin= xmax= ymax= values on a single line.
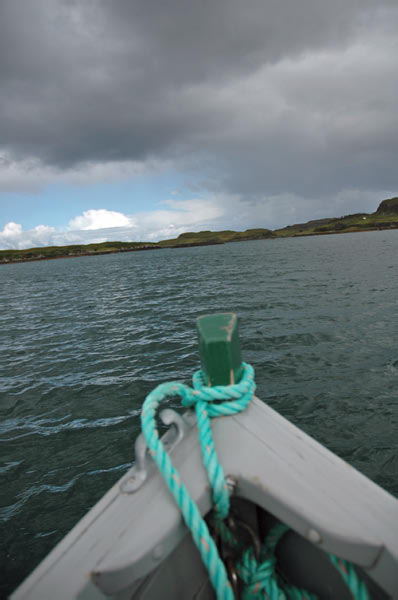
xmin=0 ymin=239 xmax=225 ymax=265
xmin=1 ymin=223 xmax=398 ymax=265
xmin=287 ymin=224 xmax=398 ymax=238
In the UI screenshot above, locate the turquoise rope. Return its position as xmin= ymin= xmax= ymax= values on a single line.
xmin=140 ymin=363 xmax=369 ymax=600
xmin=237 ymin=523 xmax=369 ymax=600
xmin=328 ymin=555 xmax=370 ymax=600
xmin=141 ymin=362 xmax=255 ymax=599
xmin=237 ymin=523 xmax=317 ymax=600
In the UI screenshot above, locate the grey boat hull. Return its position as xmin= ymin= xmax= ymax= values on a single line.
xmin=11 ymin=396 xmax=398 ymax=599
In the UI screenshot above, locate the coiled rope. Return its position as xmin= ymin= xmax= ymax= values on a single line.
xmin=140 ymin=363 xmax=369 ymax=599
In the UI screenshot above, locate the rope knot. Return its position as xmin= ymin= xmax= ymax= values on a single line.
xmin=237 ymin=547 xmax=281 ymax=599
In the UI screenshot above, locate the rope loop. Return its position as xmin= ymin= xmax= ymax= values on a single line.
xmin=140 ymin=363 xmax=369 ymax=600
xmin=181 ymin=362 xmax=256 ymax=417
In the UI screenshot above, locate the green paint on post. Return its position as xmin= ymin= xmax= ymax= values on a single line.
xmin=196 ymin=313 xmax=243 ymax=386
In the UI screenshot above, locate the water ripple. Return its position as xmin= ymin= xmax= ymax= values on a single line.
xmin=1 ymin=231 xmax=398 ymax=597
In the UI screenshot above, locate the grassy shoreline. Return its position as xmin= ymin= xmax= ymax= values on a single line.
xmin=0 ymin=229 xmax=273 ymax=264
xmin=1 ymin=197 xmax=397 ymax=265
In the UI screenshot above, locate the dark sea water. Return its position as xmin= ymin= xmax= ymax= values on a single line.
xmin=1 ymin=231 xmax=398 ymax=597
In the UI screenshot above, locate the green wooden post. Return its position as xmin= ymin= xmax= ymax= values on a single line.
xmin=196 ymin=313 xmax=243 ymax=386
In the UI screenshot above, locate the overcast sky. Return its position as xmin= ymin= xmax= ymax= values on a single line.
xmin=0 ymin=0 xmax=397 ymax=249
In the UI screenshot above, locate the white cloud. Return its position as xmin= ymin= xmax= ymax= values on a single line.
xmin=68 ymin=209 xmax=133 ymax=230
xmin=1 ymin=222 xmax=23 ymax=237
xmin=0 ymin=222 xmax=56 ymax=249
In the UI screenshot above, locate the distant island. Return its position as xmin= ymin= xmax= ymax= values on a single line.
xmin=1 ymin=196 xmax=398 ymax=264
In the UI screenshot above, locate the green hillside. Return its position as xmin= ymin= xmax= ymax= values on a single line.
xmin=273 ymin=197 xmax=398 ymax=237
xmin=158 ymin=228 xmax=274 ymax=247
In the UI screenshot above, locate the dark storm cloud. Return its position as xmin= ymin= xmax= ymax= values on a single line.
xmin=0 ymin=0 xmax=397 ymax=198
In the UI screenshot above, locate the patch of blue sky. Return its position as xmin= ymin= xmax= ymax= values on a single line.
xmin=0 ymin=170 xmax=190 ymax=230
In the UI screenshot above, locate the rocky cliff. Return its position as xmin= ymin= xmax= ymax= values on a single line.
xmin=375 ymin=197 xmax=398 ymax=215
